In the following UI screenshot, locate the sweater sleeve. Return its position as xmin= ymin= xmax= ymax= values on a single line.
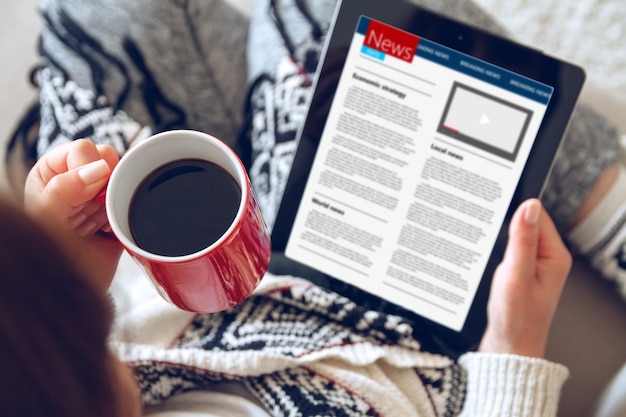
xmin=458 ymin=352 xmax=569 ymax=417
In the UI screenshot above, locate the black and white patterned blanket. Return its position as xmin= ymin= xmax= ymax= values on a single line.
xmin=123 ymin=277 xmax=466 ymax=417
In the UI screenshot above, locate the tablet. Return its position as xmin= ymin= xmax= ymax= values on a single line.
xmin=271 ymin=0 xmax=585 ymax=356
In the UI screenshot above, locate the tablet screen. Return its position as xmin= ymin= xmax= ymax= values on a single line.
xmin=283 ymin=16 xmax=553 ymax=332
xmin=271 ymin=1 xmax=584 ymax=353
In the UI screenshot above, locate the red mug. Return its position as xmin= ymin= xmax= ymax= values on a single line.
xmin=105 ymin=130 xmax=271 ymax=312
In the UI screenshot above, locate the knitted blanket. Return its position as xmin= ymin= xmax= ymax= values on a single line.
xmin=111 ymin=269 xmax=465 ymax=417
xmin=473 ymin=0 xmax=626 ymax=96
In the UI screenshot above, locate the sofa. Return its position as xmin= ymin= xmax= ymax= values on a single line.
xmin=1 ymin=1 xmax=625 ymax=416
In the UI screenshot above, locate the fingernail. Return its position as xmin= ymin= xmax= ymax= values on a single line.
xmin=78 ymin=160 xmax=110 ymax=185
xmin=78 ymin=220 xmax=98 ymax=237
xmin=69 ymin=203 xmax=87 ymax=217
xmin=524 ymin=199 xmax=541 ymax=225
xmin=70 ymin=212 xmax=88 ymax=228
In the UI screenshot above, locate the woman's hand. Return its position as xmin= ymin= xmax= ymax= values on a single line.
xmin=479 ymin=198 xmax=572 ymax=358
xmin=24 ymin=139 xmax=122 ymax=294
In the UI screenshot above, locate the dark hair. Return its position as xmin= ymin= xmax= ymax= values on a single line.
xmin=0 ymin=199 xmax=118 ymax=417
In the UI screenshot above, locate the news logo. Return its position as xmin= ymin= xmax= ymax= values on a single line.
xmin=363 ymin=19 xmax=419 ymax=63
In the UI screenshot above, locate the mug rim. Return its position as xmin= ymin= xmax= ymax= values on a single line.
xmin=105 ymin=129 xmax=250 ymax=263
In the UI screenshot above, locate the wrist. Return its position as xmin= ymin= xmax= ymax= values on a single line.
xmin=478 ymin=326 xmax=548 ymax=358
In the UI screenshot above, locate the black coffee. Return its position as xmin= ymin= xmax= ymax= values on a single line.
xmin=128 ymin=158 xmax=241 ymax=256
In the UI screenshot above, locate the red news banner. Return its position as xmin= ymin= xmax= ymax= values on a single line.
xmin=363 ymin=19 xmax=420 ymax=63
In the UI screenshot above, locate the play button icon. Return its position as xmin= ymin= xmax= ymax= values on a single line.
xmin=480 ymin=113 xmax=490 ymax=125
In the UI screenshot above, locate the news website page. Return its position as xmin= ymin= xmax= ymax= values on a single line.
xmin=285 ymin=16 xmax=553 ymax=331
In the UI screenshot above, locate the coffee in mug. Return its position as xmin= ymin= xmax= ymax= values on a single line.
xmin=128 ymin=158 xmax=242 ymax=257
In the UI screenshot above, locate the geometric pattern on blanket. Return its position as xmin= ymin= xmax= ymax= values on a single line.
xmin=37 ymin=67 xmax=139 ymax=158
xmin=245 ymin=56 xmax=317 ymax=232
xmin=133 ymin=283 xmax=466 ymax=416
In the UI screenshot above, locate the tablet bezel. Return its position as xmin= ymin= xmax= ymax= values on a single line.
xmin=270 ymin=0 xmax=585 ymax=356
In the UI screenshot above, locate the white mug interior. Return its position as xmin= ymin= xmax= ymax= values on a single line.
xmin=105 ymin=130 xmax=248 ymax=262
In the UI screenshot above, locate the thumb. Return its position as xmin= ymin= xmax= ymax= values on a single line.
xmin=502 ymin=198 xmax=542 ymax=273
xmin=43 ymin=159 xmax=111 ymax=216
